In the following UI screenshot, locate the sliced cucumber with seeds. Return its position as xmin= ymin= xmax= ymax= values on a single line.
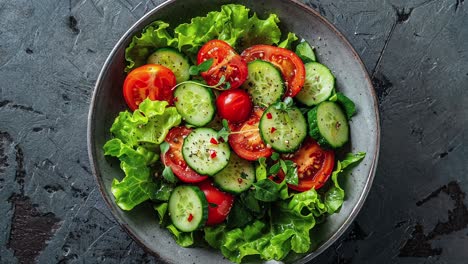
xmin=182 ymin=128 xmax=230 ymax=176
xmin=242 ymin=60 xmax=285 ymax=106
xmin=308 ymin=101 xmax=349 ymax=148
xmin=168 ymin=185 xmax=208 ymax=232
xmin=213 ymin=153 xmax=255 ymax=194
xmin=295 ymin=62 xmax=335 ymax=106
xmin=147 ymin=48 xmax=190 ymax=83
xmin=259 ymin=104 xmax=308 ymax=153
xmin=174 ymin=83 xmax=215 ymax=127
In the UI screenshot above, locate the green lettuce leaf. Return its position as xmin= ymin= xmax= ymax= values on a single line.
xmin=278 ymin=32 xmax=298 ymax=49
xmin=154 ymin=203 xmax=168 ymax=225
xmin=329 ymin=92 xmax=356 ymax=119
xmin=324 ymin=152 xmax=366 ymax=213
xmin=125 ymin=21 xmax=178 ymax=72
xmin=104 ymin=99 xmax=181 ymax=210
xmin=110 ymin=99 xmax=181 ymax=149
xmin=216 ymin=188 xmax=327 ymax=263
xmin=110 ymin=162 xmax=155 ymax=210
xmin=174 ymin=4 xmax=283 ymax=57
xmin=252 ymin=179 xmax=289 ymax=202
xmin=204 ymin=225 xmax=228 ymax=249
xmin=167 ymin=224 xmax=194 ymax=247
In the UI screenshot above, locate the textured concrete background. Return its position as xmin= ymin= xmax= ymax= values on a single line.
xmin=0 ymin=0 xmax=467 ymax=263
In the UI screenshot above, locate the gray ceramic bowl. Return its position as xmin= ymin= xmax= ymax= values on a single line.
xmin=87 ymin=0 xmax=380 ymax=263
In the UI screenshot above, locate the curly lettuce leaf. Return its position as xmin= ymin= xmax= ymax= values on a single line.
xmin=104 ymin=99 xmax=181 ymax=210
xmin=167 ymin=225 xmax=194 ymax=247
xmin=110 ymin=99 xmax=181 ymax=149
xmin=278 ymin=32 xmax=298 ymax=49
xmin=104 ymin=138 xmax=158 ymax=166
xmin=125 ymin=21 xmax=178 ymax=72
xmin=174 ymin=4 xmax=283 ymax=57
xmin=325 ymin=152 xmax=366 ymax=213
xmin=204 ymin=225 xmax=227 ymax=249
xmin=213 ymin=188 xmax=326 ymax=263
xmin=154 ymin=203 xmax=168 ymax=225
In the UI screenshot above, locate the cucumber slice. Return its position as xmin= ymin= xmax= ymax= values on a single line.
xmin=168 ymin=185 xmax=208 ymax=232
xmin=147 ymin=47 xmax=190 ymax=83
xmin=242 ymin=60 xmax=285 ymax=106
xmin=182 ymin=128 xmax=230 ymax=175
xmin=213 ymin=153 xmax=255 ymax=194
xmin=308 ymin=101 xmax=349 ymax=148
xmin=295 ymin=41 xmax=316 ymax=62
xmin=295 ymin=62 xmax=335 ymax=106
xmin=259 ymin=104 xmax=307 ymax=153
xmin=174 ymin=83 xmax=215 ymax=127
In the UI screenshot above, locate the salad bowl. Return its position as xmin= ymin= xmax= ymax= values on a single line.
xmin=87 ymin=0 xmax=380 ymax=263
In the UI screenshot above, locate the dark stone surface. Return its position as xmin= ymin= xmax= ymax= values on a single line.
xmin=0 ymin=0 xmax=467 ymax=263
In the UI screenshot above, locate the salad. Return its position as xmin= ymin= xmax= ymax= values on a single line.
xmin=103 ymin=4 xmax=365 ymax=263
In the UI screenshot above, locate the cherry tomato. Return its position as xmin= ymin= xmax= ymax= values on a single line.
xmin=161 ymin=126 xmax=208 ymax=183
xmin=197 ymin=40 xmax=248 ymax=89
xmin=228 ymin=107 xmax=272 ymax=161
xmin=216 ymin=89 xmax=253 ymax=122
xmin=278 ymin=138 xmax=335 ymax=191
xmin=197 ymin=180 xmax=234 ymax=226
xmin=241 ymin=45 xmax=305 ymax=98
xmin=123 ymin=64 xmax=177 ymax=110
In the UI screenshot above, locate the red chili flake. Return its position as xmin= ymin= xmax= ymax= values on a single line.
xmin=270 ymin=127 xmax=277 ymax=133
xmin=210 ymin=137 xmax=218 ymax=145
xmin=174 ymin=97 xmax=178 ymax=102
xmin=210 ymin=150 xmax=217 ymax=159
xmin=266 ymin=113 xmax=273 ymax=119
xmin=237 ymin=178 xmax=243 ymax=184
xmin=187 ymin=213 xmax=193 ymax=222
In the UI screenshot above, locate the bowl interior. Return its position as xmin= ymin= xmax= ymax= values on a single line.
xmin=88 ymin=0 xmax=380 ymax=263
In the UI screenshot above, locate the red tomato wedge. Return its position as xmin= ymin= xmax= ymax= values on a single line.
xmin=123 ymin=64 xmax=177 ymax=110
xmin=241 ymin=45 xmax=305 ymax=97
xmin=161 ymin=126 xmax=208 ymax=183
xmin=228 ymin=107 xmax=272 ymax=161
xmin=197 ymin=40 xmax=248 ymax=89
xmin=197 ymin=180 xmax=234 ymax=226
xmin=278 ymin=138 xmax=335 ymax=191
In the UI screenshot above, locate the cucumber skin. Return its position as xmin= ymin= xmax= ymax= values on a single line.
xmin=169 ymin=185 xmax=208 ymax=232
xmin=308 ymin=106 xmax=330 ymax=147
xmin=307 ymin=105 xmax=349 ymax=148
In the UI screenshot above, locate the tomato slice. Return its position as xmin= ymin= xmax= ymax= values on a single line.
xmin=278 ymin=138 xmax=335 ymax=191
xmin=228 ymin=107 xmax=272 ymax=161
xmin=197 ymin=40 xmax=248 ymax=89
xmin=241 ymin=45 xmax=305 ymax=98
xmin=197 ymin=180 xmax=234 ymax=226
xmin=161 ymin=126 xmax=208 ymax=183
xmin=123 ymin=64 xmax=177 ymax=110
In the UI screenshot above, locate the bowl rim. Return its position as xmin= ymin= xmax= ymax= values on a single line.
xmin=87 ymin=0 xmax=380 ymax=263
